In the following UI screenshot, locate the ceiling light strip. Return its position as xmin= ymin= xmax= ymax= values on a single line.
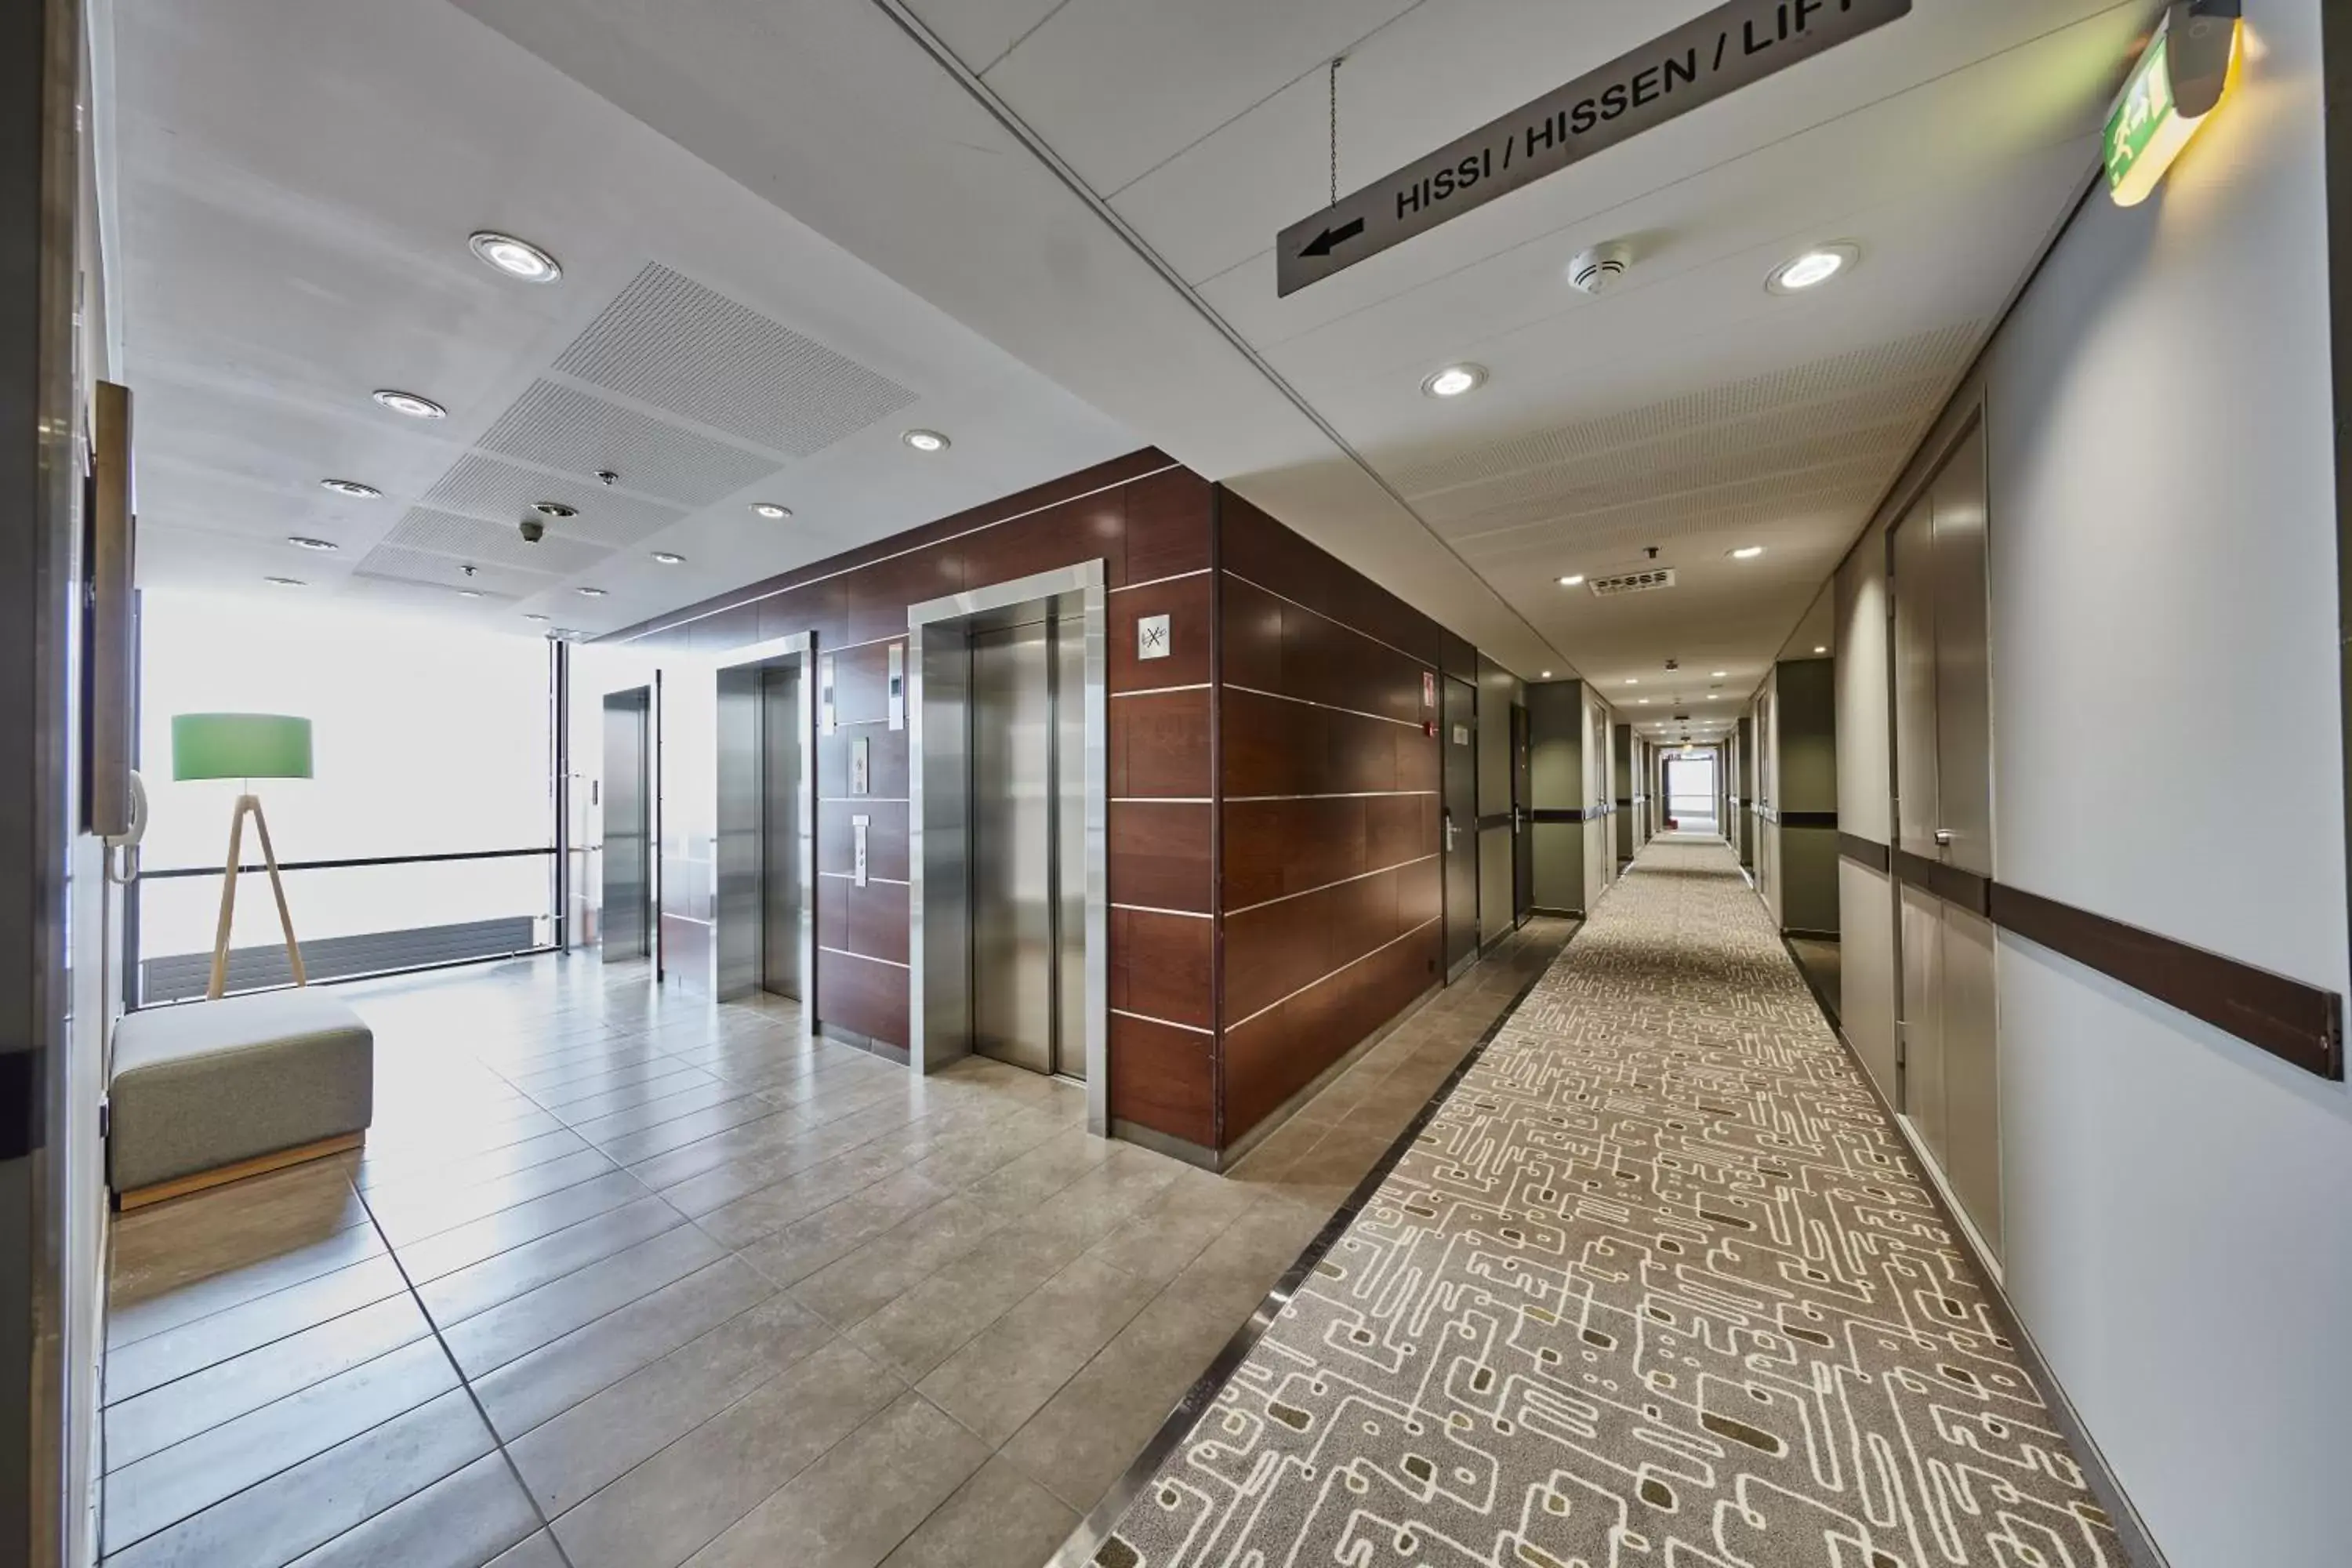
xmin=869 ymin=0 xmax=1572 ymax=687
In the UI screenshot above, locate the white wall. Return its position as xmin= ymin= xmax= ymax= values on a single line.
xmin=1965 ymin=3 xmax=2349 ymax=1560
xmin=1834 ymin=521 xmax=1898 ymax=1097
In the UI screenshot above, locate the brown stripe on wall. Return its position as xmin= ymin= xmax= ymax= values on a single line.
xmin=1842 ymin=830 xmax=2345 ymax=1081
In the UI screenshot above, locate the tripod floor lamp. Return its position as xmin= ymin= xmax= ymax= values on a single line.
xmin=173 ymin=713 xmax=314 ymax=1001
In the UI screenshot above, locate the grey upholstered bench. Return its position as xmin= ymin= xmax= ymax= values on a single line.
xmin=108 ymin=989 xmax=374 ymax=1209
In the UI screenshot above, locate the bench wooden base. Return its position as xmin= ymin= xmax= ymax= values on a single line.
xmin=114 ymin=1130 xmax=365 ymax=1212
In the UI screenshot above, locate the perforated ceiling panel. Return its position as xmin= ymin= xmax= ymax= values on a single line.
xmin=352 ymin=543 xmax=537 ymax=601
xmin=384 ymin=506 xmax=612 ymax=576
xmin=555 ymin=264 xmax=917 ymax=458
xmin=422 ymin=453 xmax=686 ymax=549
xmin=477 ymin=379 xmax=779 ymax=507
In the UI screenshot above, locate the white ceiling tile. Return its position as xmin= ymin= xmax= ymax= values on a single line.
xmin=980 ymin=0 xmax=1426 ymax=194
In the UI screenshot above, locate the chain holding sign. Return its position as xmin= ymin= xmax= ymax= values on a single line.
xmin=1277 ymin=0 xmax=1912 ymax=295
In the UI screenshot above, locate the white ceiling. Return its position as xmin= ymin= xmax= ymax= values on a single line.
xmin=109 ymin=0 xmax=2154 ymax=693
xmin=109 ymin=0 xmax=1138 ymax=637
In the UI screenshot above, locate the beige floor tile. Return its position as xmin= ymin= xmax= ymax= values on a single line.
xmin=998 ymin=1287 xmax=1235 ymax=1513
xmin=786 ymin=1195 xmax=1009 ymax=1329
xmin=283 ymin=1450 xmax=540 ymax=1568
xmin=552 ymin=1337 xmax=896 ymax=1568
xmin=442 ymin=1222 xmax=728 ymax=1378
xmin=961 ymin=1127 xmax=1120 ymax=1214
xmin=847 ymin=1214 xmax=1094 ymax=1381
xmin=620 ymin=1108 xmax=811 ymax=1192
xmin=485 ymin=1531 xmax=568 ymax=1568
xmin=365 ymin=1149 xmax=622 ymax=1246
xmin=1155 ymin=1196 xmax=1327 ymax=1328
xmin=734 ymin=1168 xmax=953 ymax=1287
xmin=104 ymin=1386 xmax=495 ymax=1568
xmin=103 ymin=1334 xmax=459 ymax=1552
xmin=682 ymin=1392 xmax=989 ymax=1568
xmin=688 ymin=1140 xmax=919 ymax=1245
xmin=593 ymin=1094 xmax=788 ymax=1166
xmin=508 ymin=1295 xmax=834 ymax=1516
xmin=103 ymin=1291 xmax=435 ymax=1467
xmin=877 ymin=1456 xmax=1077 ymax=1568
xmin=916 ymin=1255 xmax=1162 ymax=1447
xmin=394 ymin=1171 xmax=651 ymax=1285
xmin=104 ymin=1219 xmax=387 ymax=1355
xmin=1081 ymin=1170 xmax=1254 ymax=1287
xmin=357 ymin=1127 xmax=593 ymax=1196
xmin=103 ymin=1251 xmax=410 ymax=1405
xmin=417 ymin=1196 xmax=688 ymax=1330
xmin=473 ymin=1258 xmax=775 ymax=1440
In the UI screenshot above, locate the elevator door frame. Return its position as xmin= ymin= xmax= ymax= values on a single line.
xmin=906 ymin=561 xmax=1109 ymax=1135
xmin=710 ymin=634 xmax=815 ymax=1009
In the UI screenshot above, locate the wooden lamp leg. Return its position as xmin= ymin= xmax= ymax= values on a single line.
xmin=206 ymin=796 xmax=250 ymax=1001
xmin=205 ymin=792 xmax=306 ymax=1001
xmin=247 ymin=794 xmax=306 ymax=988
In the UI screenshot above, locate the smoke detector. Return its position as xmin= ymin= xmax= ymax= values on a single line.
xmin=1567 ymin=241 xmax=1632 ymax=296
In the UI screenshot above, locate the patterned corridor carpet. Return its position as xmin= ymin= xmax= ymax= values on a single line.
xmin=1089 ymin=840 xmax=2118 ymax=1568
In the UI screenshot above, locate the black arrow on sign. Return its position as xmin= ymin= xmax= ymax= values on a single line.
xmin=1297 ymin=216 xmax=1366 ymax=259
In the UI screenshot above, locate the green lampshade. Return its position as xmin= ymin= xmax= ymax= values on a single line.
xmin=171 ymin=713 xmax=314 ymax=782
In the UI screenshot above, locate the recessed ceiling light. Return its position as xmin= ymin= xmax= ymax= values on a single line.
xmin=749 ymin=502 xmax=793 ymax=520
xmin=468 ymin=230 xmax=562 ymax=283
xmin=319 ymin=478 xmax=380 ymax=499
xmin=902 ymin=430 xmax=950 ymax=453
xmin=651 ymin=551 xmax=685 ymax=565
xmin=286 ymin=535 xmax=339 ymax=552
xmin=372 ymin=389 xmax=445 ymax=419
xmin=1767 ymin=243 xmax=1858 ymax=295
xmin=1421 ymin=363 xmax=1486 ymax=398
xmin=532 ymin=501 xmax=577 ymax=519
xmin=524 ymin=613 xmax=550 ymax=622
xmin=1814 ymin=644 xmax=1828 ymax=654
xmin=1730 ymin=545 xmax=1765 ymax=560
xmin=263 ymin=576 xmax=305 ymax=588
xmin=1558 ymin=574 xmax=1584 ymax=587
xmin=576 ymin=586 xmax=607 ymax=597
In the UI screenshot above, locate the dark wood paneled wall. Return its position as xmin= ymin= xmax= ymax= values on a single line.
xmin=1216 ymin=494 xmax=1446 ymax=1146
xmin=608 ymin=450 xmax=1219 ymax=1145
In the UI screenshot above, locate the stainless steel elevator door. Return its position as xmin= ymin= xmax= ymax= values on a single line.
xmin=969 ymin=619 xmax=1058 ymax=1075
xmin=760 ymin=665 xmax=803 ymax=999
xmin=601 ymin=688 xmax=652 ymax=961
xmin=715 ymin=670 xmax=762 ymax=996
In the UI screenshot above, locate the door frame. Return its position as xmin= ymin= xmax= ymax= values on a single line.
xmin=709 ymin=633 xmax=815 ymax=1008
xmin=906 ymin=561 xmax=1109 ymax=1133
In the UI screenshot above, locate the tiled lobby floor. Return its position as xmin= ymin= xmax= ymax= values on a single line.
xmin=102 ymin=920 xmax=1574 ymax=1568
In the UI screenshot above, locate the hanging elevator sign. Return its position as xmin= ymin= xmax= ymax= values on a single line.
xmin=1276 ymin=0 xmax=1911 ymax=296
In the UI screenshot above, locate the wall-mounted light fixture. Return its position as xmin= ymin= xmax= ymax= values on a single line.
xmin=2104 ymin=0 xmax=2242 ymax=208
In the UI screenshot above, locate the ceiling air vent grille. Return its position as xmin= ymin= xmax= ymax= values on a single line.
xmin=1588 ymin=568 xmax=1676 ymax=597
